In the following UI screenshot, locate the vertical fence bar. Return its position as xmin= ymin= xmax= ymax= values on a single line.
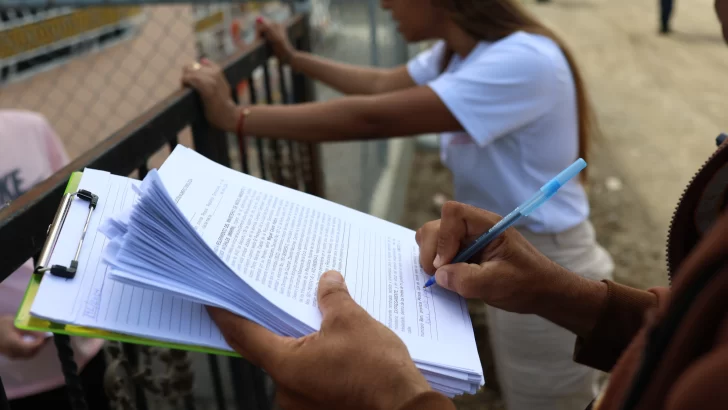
xmin=277 ymin=62 xmax=299 ymax=189
xmin=228 ymin=359 xmax=272 ymax=410
xmin=232 ymin=87 xmax=249 ymax=175
xmin=292 ymin=21 xmax=325 ymax=198
xmin=138 ymin=162 xmax=149 ymax=179
xmin=190 ymin=98 xmax=232 ymax=168
xmin=168 ymin=135 xmax=179 ymax=152
xmin=207 ymin=355 xmax=227 ymax=410
xmin=248 ymin=74 xmax=268 ymax=180
xmin=261 ymin=63 xmax=283 ymax=184
xmin=227 ymin=358 xmax=246 ymax=410
xmin=122 ymin=343 xmax=149 ymax=410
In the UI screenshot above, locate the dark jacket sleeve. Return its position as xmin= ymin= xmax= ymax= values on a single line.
xmin=397 ymin=391 xmax=456 ymax=410
xmin=573 ymin=280 xmax=658 ymax=372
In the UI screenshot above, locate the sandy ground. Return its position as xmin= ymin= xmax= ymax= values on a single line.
xmin=400 ymin=0 xmax=728 ymax=408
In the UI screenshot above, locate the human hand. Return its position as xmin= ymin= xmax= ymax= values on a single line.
xmin=181 ymin=59 xmax=240 ymax=132
xmin=255 ymin=17 xmax=296 ymax=64
xmin=208 ymin=271 xmax=430 ymax=410
xmin=416 ymin=201 xmax=570 ymax=314
xmin=0 ymin=316 xmax=48 ymax=359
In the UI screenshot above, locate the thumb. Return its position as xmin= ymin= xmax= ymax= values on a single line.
xmin=8 ymin=331 xmax=46 ymax=358
xmin=434 ymin=201 xmax=469 ymax=269
xmin=317 ymin=271 xmax=357 ymax=320
xmin=434 ymin=263 xmax=484 ymax=298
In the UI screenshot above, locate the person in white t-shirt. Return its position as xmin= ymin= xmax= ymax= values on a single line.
xmin=0 ymin=110 xmax=109 ymax=410
xmin=181 ymin=1 xmax=614 ymax=409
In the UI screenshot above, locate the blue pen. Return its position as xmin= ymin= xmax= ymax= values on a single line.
xmin=423 ymin=158 xmax=587 ymax=289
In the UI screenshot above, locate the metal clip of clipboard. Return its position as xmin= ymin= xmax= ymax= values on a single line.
xmin=34 ymin=189 xmax=99 ymax=279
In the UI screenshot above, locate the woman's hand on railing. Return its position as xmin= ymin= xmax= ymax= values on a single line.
xmin=0 ymin=315 xmax=48 ymax=359
xmin=255 ymin=17 xmax=297 ymax=65
xmin=181 ymin=59 xmax=240 ymax=133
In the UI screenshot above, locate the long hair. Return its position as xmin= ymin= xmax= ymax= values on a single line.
xmin=437 ymin=0 xmax=596 ymax=182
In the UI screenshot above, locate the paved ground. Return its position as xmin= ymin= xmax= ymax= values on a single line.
xmin=532 ymin=0 xmax=728 ymax=246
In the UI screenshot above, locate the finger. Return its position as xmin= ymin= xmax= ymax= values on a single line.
xmin=417 ymin=221 xmax=440 ymax=275
xmin=181 ymin=70 xmax=197 ymax=86
xmin=182 ymin=72 xmax=209 ymax=93
xmin=435 ymin=201 xmax=500 ymax=269
xmin=434 ymin=262 xmax=486 ymax=298
xmin=435 ymin=201 xmax=469 ymax=269
xmin=255 ymin=16 xmax=268 ymax=38
xmin=316 ymin=271 xmax=361 ymax=324
xmin=18 ymin=329 xmax=48 ymax=338
xmin=206 ymin=306 xmax=292 ymax=370
xmin=9 ymin=334 xmax=47 ymax=358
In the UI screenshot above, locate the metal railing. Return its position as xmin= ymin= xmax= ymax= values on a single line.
xmin=0 ymin=13 xmax=323 ymax=410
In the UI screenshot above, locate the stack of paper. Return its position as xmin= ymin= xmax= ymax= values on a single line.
xmin=31 ymin=145 xmax=483 ymax=397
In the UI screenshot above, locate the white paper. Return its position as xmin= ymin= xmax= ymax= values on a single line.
xmin=30 ymin=144 xmax=483 ymax=395
xmin=30 ymin=169 xmax=230 ymax=351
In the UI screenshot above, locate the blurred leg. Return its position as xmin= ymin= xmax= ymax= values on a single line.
xmin=660 ymin=0 xmax=675 ymax=33
xmin=488 ymin=221 xmax=613 ymax=410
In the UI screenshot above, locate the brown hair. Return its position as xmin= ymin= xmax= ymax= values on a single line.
xmin=437 ymin=0 xmax=596 ymax=182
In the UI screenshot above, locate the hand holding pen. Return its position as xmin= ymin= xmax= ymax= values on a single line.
xmin=415 ymin=159 xmax=591 ymax=315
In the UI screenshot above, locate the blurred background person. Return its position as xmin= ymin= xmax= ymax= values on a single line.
xmin=661 ymin=0 xmax=676 ymax=34
xmin=0 ymin=109 xmax=108 ymax=410
xmin=182 ymin=0 xmax=614 ymax=409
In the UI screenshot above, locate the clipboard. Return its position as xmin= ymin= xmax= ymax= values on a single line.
xmin=14 ymin=171 xmax=239 ymax=357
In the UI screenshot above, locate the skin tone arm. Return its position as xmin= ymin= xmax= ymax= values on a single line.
xmin=238 ymin=88 xmax=459 ymax=142
xmin=181 ymin=61 xmax=463 ymax=143
xmin=257 ymin=17 xmax=416 ymax=95
xmin=289 ymin=54 xmax=415 ymax=96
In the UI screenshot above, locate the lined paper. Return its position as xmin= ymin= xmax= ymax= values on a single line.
xmin=31 ymin=169 xmax=230 ymax=351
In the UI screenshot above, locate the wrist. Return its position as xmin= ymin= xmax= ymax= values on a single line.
xmin=374 ymin=372 xmax=430 ymax=410
xmin=534 ymin=265 xmax=609 ymax=337
xmin=287 ymin=50 xmax=302 ymax=71
xmin=223 ymin=102 xmax=241 ymax=133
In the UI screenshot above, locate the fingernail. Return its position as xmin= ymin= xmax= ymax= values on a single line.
xmin=433 ymin=254 xmax=442 ymax=269
xmin=435 ymin=268 xmax=450 ymax=288
xmin=256 ymin=16 xmax=263 ymax=23
xmin=200 ymin=57 xmax=209 ymax=63
xmin=321 ymin=270 xmax=344 ymax=284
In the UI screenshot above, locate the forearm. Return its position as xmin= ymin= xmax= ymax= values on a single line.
xmin=290 ymin=51 xmax=394 ymax=95
xmin=233 ymin=98 xmax=388 ymax=142
xmin=532 ymin=267 xmax=609 ymax=339
xmin=217 ymin=86 xmax=459 ymax=142
xmin=532 ymin=266 xmax=658 ymax=372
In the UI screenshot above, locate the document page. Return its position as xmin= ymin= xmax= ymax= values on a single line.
xmin=31 ymin=169 xmax=230 ymax=351
xmin=158 ymin=147 xmax=478 ymax=359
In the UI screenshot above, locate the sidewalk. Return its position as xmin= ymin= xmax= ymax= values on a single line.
xmin=532 ymin=0 xmax=727 ymax=236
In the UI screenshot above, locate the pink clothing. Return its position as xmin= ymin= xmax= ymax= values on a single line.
xmin=0 ymin=109 xmax=104 ymax=399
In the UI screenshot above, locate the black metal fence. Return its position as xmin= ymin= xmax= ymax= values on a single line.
xmin=0 ymin=12 xmax=323 ymax=410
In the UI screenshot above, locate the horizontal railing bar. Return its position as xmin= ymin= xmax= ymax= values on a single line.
xmin=0 ymin=1 xmax=296 ymax=7
xmin=0 ymin=14 xmax=305 ymax=281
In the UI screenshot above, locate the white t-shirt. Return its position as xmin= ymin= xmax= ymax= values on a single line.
xmin=407 ymin=32 xmax=589 ymax=233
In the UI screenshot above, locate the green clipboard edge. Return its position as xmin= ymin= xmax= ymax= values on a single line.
xmin=14 ymin=171 xmax=240 ymax=358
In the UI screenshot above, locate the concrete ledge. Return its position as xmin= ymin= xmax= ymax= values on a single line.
xmin=369 ymin=137 xmax=415 ymax=223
